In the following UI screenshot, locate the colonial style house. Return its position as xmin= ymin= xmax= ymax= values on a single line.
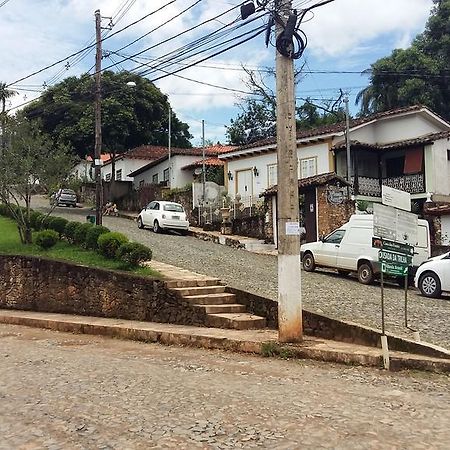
xmin=128 ymin=144 xmax=234 ymax=189
xmin=220 ymin=105 xmax=450 ymax=243
xmin=220 ymin=105 xmax=450 ymax=206
xmin=71 ymin=154 xmax=111 ymax=182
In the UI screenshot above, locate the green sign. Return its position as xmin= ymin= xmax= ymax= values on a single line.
xmin=381 ymin=239 xmax=414 ymax=256
xmin=378 ymin=249 xmax=412 ymax=265
xmin=372 ymin=237 xmax=414 ymax=255
xmin=381 ymin=262 xmax=409 ymax=276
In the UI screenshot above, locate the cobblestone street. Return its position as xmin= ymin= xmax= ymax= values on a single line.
xmin=1 ymin=324 xmax=449 ymax=449
xmin=31 ymin=198 xmax=450 ymax=350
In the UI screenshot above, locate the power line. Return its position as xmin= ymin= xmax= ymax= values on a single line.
xmin=6 ymin=0 xmax=179 ymax=87
xmin=0 ymin=0 xmax=12 ymax=8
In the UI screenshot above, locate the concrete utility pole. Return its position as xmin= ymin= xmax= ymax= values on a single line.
xmin=275 ymin=0 xmax=302 ymax=342
xmin=202 ymin=119 xmax=206 ymax=205
xmin=168 ymin=106 xmax=172 ymax=188
xmin=94 ymin=9 xmax=103 ymax=226
xmin=344 ymin=94 xmax=352 ymax=191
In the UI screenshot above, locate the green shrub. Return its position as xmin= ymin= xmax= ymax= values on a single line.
xmin=0 ymin=203 xmax=9 ymax=217
xmin=46 ymin=216 xmax=68 ymax=237
xmin=97 ymin=232 xmax=129 ymax=259
xmin=30 ymin=211 xmax=44 ymax=230
xmin=64 ymin=221 xmax=81 ymax=243
xmin=85 ymin=225 xmax=110 ymax=250
xmin=73 ymin=222 xmax=94 ymax=246
xmin=35 ymin=229 xmax=59 ymax=250
xmin=116 ymin=242 xmax=152 ymax=266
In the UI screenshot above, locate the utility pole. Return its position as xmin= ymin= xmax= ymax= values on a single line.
xmin=275 ymin=0 xmax=302 ymax=342
xmin=94 ymin=9 xmax=103 ymax=226
xmin=168 ymin=106 xmax=172 ymax=188
xmin=202 ymin=119 xmax=206 ymax=206
xmin=343 ymin=94 xmax=352 ymax=195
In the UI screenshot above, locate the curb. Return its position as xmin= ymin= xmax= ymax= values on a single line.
xmin=1 ymin=311 xmax=449 ymax=374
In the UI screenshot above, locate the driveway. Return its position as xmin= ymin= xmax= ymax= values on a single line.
xmin=31 ymin=196 xmax=450 ymax=349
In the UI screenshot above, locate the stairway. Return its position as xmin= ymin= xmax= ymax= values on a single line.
xmin=165 ymin=278 xmax=266 ymax=330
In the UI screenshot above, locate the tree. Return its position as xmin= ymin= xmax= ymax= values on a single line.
xmin=357 ymin=0 xmax=450 ymax=120
xmin=23 ymin=71 xmax=192 ymax=162
xmin=226 ymin=67 xmax=344 ymax=146
xmin=0 ymin=116 xmax=74 ymax=244
xmin=0 ymin=82 xmax=17 ymax=151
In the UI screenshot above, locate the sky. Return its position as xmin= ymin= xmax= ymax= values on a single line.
xmin=0 ymin=0 xmax=433 ymax=146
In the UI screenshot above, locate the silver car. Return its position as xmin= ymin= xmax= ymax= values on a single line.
xmin=50 ymin=189 xmax=78 ymax=207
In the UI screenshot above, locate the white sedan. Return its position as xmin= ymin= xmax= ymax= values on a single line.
xmin=137 ymin=201 xmax=189 ymax=235
xmin=414 ymin=252 xmax=450 ymax=298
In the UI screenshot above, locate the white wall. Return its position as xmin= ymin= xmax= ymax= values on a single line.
xmin=132 ymin=155 xmax=199 ymax=188
xmin=425 ymin=138 xmax=450 ymax=196
xmin=71 ymin=161 xmax=93 ymax=181
xmin=102 ymin=159 xmax=153 ymax=182
xmin=225 ymin=141 xmax=331 ymax=198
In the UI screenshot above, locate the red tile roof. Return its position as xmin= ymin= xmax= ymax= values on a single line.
xmin=261 ymin=172 xmax=350 ymax=197
xmin=86 ymin=153 xmax=111 ymax=162
xmin=222 ymin=105 xmax=445 ymax=154
xmin=181 ymin=157 xmax=225 ymax=170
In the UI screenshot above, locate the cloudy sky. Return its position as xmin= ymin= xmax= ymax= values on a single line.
xmin=0 ymin=0 xmax=433 ymax=145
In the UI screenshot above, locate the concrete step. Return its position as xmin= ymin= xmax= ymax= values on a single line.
xmin=206 ymin=313 xmax=267 ymax=330
xmin=196 ymin=304 xmax=247 ymax=314
xmin=183 ymin=293 xmax=237 ymax=305
xmin=173 ymin=285 xmax=226 ymax=297
xmin=165 ymin=278 xmax=222 ymax=289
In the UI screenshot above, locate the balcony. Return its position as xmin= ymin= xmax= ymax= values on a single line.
xmin=352 ymin=173 xmax=425 ymax=197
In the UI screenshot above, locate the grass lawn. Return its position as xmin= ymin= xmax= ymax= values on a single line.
xmin=0 ymin=216 xmax=159 ymax=278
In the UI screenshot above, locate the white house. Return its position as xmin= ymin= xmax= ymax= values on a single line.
xmin=129 ymin=144 xmax=235 ymax=189
xmin=71 ymin=154 xmax=111 ymax=182
xmin=220 ymin=105 xmax=450 ymax=204
xmin=100 ymin=146 xmax=186 ymax=182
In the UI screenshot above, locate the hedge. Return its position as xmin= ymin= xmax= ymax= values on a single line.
xmin=85 ymin=225 xmax=110 ymax=250
xmin=73 ymin=222 xmax=94 ymax=246
xmin=116 ymin=242 xmax=152 ymax=266
xmin=35 ymin=229 xmax=59 ymax=250
xmin=97 ymin=232 xmax=129 ymax=259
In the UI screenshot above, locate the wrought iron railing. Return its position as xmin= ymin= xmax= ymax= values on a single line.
xmin=351 ymin=173 xmax=425 ymax=197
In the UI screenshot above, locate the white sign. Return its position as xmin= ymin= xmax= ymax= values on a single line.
xmin=285 ymin=222 xmax=300 ymax=236
xmin=373 ymin=203 xmax=418 ymax=246
xmin=94 ymin=159 xmax=103 ymax=166
xmin=382 ymin=185 xmax=411 ymax=212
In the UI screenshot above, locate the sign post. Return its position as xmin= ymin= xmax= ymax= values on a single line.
xmin=373 ymin=186 xmax=418 ymax=369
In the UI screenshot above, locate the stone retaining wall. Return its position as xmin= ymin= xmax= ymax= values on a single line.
xmin=0 ymin=255 xmax=206 ymax=326
xmin=227 ymin=286 xmax=450 ymax=359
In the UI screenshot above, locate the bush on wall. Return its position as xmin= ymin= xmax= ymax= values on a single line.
xmin=85 ymin=225 xmax=110 ymax=250
xmin=35 ymin=229 xmax=59 ymax=250
xmin=116 ymin=242 xmax=152 ymax=266
xmin=98 ymin=232 xmax=129 ymax=259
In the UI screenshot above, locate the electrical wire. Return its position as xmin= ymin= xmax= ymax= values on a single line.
xmin=6 ymin=0 xmax=179 ymax=87
xmin=0 ymin=0 xmax=12 ymax=8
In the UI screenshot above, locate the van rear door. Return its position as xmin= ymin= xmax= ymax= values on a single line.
xmin=413 ymin=223 xmax=430 ymax=266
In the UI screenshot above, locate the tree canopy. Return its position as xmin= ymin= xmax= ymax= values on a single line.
xmin=0 ymin=116 xmax=74 ymax=243
xmin=23 ymin=71 xmax=192 ymax=159
xmin=357 ymin=0 xmax=450 ymax=120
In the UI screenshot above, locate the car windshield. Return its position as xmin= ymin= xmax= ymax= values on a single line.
xmin=163 ymin=204 xmax=184 ymax=212
xmin=61 ymin=189 xmax=76 ymax=195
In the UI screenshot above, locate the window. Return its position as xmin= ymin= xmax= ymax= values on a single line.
xmin=323 ymin=229 xmax=345 ymax=244
xmin=267 ymin=164 xmax=277 ymax=187
xmin=163 ymin=203 xmax=184 ymax=212
xmin=300 ymin=157 xmax=317 ymax=179
xmin=163 ymin=168 xmax=170 ymax=181
xmin=152 ymin=173 xmax=159 ymax=184
xmin=386 ymin=156 xmax=405 ymax=177
xmin=447 ymin=149 xmax=450 ymax=161
xmin=105 ymin=173 xmax=111 ymax=182
xmin=153 ymin=202 xmax=160 ymax=210
xmin=146 ymin=201 xmax=156 ymax=209
xmin=116 ymin=169 xmax=122 ymax=181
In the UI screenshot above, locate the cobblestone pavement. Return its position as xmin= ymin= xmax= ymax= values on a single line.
xmin=1 ymin=324 xmax=450 ymax=450
xmin=31 ymin=198 xmax=450 ymax=349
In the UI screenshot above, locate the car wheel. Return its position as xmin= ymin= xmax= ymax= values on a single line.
xmin=153 ymin=220 xmax=161 ymax=233
xmin=358 ymin=262 xmax=374 ymax=284
xmin=137 ymin=216 xmax=145 ymax=229
xmin=302 ymin=253 xmax=316 ymax=272
xmin=419 ymin=272 xmax=441 ymax=298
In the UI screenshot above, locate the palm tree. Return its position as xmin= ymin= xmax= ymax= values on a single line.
xmin=0 ymin=82 xmax=17 ymax=151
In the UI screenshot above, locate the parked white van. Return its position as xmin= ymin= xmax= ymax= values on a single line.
xmin=300 ymin=215 xmax=431 ymax=284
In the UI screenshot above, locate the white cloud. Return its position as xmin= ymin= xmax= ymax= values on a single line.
xmin=301 ymin=0 xmax=432 ymax=57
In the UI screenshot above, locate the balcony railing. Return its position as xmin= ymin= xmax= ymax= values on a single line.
xmin=352 ymin=173 xmax=425 ymax=197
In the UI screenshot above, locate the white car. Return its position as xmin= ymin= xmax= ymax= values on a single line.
xmin=414 ymin=252 xmax=450 ymax=298
xmin=137 ymin=201 xmax=189 ymax=235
